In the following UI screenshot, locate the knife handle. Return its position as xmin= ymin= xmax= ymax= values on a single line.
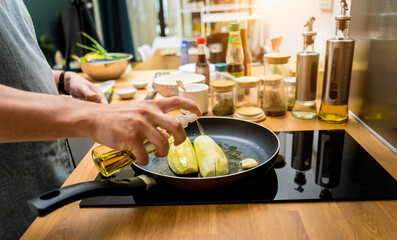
xmin=145 ymin=90 xmax=157 ymax=100
xmin=105 ymin=88 xmax=114 ymax=103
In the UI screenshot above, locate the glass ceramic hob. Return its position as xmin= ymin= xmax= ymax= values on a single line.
xmin=80 ymin=130 xmax=397 ymax=207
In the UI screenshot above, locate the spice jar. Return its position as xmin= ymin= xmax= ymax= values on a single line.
xmin=285 ymin=77 xmax=296 ymax=110
xmin=234 ymin=77 xmax=265 ymax=122
xmin=262 ymin=52 xmax=291 ymax=117
xmin=215 ymin=63 xmax=228 ymax=80
xmin=211 ymin=80 xmax=235 ymax=116
xmin=263 ymin=52 xmax=291 ymax=78
xmin=261 ymin=74 xmax=288 ymax=117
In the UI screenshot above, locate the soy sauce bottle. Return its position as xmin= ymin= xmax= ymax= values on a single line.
xmin=195 ymin=37 xmax=210 ymax=85
xmin=226 ymin=23 xmax=244 ymax=78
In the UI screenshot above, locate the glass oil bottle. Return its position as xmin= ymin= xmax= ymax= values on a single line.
xmin=292 ymin=17 xmax=320 ymax=119
xmin=318 ymin=0 xmax=355 ymax=123
xmin=92 ymin=113 xmax=199 ymax=177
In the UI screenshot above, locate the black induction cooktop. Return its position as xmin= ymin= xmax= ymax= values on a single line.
xmin=80 ymin=130 xmax=397 ymax=207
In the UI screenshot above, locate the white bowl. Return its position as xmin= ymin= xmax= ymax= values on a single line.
xmin=154 ymin=73 xmax=205 ymax=97
xmin=178 ymin=63 xmax=215 ymax=73
xmin=116 ymin=87 xmax=138 ymax=99
xmin=130 ymin=79 xmax=149 ymax=89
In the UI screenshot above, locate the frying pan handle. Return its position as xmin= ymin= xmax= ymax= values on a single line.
xmin=28 ymin=175 xmax=155 ymax=217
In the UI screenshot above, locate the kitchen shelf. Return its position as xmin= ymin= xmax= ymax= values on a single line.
xmin=176 ymin=0 xmax=261 ymax=38
xmin=201 ymin=12 xmax=261 ymax=23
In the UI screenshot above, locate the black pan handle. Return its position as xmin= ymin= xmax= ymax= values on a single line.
xmin=28 ymin=175 xmax=156 ymax=217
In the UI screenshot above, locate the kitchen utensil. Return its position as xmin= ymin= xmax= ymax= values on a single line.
xmin=154 ymin=73 xmax=205 ymax=97
xmin=104 ymin=87 xmax=114 ymax=103
xmin=145 ymin=72 xmax=169 ymax=100
xmin=95 ymin=80 xmax=116 ymax=92
xmin=115 ymin=87 xmax=138 ymax=100
xmin=28 ymin=117 xmax=280 ymax=216
xmin=80 ymin=53 xmax=132 ymax=81
xmin=89 ymin=58 xmax=118 ymax=63
xmin=178 ymin=83 xmax=209 ymax=114
xmin=176 ymin=80 xmax=185 ymax=90
xmin=130 ymin=79 xmax=149 ymax=89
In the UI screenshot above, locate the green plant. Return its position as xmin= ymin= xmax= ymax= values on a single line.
xmin=76 ymin=32 xmax=109 ymax=58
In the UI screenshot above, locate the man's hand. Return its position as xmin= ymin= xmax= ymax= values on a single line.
xmin=64 ymin=72 xmax=107 ymax=104
xmin=54 ymin=71 xmax=107 ymax=104
xmin=91 ymin=97 xmax=202 ymax=165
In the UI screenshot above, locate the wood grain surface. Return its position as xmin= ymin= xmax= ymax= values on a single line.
xmin=22 ymin=68 xmax=397 ymax=240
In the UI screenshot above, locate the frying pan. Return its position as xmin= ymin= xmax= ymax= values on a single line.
xmin=28 ymin=117 xmax=280 ymax=216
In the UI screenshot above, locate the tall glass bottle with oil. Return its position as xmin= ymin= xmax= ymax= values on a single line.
xmin=292 ymin=17 xmax=320 ymax=119
xmin=318 ymin=0 xmax=355 ymax=123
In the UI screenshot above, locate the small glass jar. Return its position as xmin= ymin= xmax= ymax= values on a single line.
xmin=262 ymin=52 xmax=291 ymax=118
xmin=285 ymin=77 xmax=296 ymax=110
xmin=235 ymin=76 xmax=260 ymax=109
xmin=263 ymin=52 xmax=291 ymax=79
xmin=210 ymin=79 xmax=235 ymax=116
xmin=234 ymin=77 xmax=265 ymax=122
xmin=215 ymin=63 xmax=229 ymax=80
xmin=261 ymin=74 xmax=288 ymax=117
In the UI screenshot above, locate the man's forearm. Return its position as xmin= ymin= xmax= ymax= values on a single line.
xmin=0 ymin=84 xmax=95 ymax=143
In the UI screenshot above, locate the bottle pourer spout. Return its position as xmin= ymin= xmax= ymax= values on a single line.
xmin=303 ymin=16 xmax=317 ymax=46
xmin=340 ymin=0 xmax=349 ymax=16
xmin=336 ymin=0 xmax=351 ymax=32
xmin=304 ymin=17 xmax=316 ymax=32
xmin=178 ymin=113 xmax=198 ymax=128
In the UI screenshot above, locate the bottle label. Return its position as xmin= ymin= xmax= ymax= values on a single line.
xmin=228 ymin=36 xmax=241 ymax=45
xmin=196 ymin=66 xmax=210 ymax=85
xmin=229 ymin=71 xmax=244 ymax=78
xmin=244 ymin=63 xmax=252 ymax=76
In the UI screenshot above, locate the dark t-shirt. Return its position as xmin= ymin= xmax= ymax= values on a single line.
xmin=0 ymin=0 xmax=73 ymax=239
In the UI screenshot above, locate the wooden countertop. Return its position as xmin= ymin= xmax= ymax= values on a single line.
xmin=22 ymin=69 xmax=397 ymax=240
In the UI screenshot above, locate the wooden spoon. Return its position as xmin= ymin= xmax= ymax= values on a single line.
xmin=176 ymin=80 xmax=186 ymax=91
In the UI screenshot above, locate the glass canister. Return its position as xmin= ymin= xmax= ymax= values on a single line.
xmin=235 ymin=76 xmax=260 ymax=108
xmin=233 ymin=76 xmax=266 ymax=122
xmin=263 ymin=52 xmax=291 ymax=78
xmin=210 ymin=79 xmax=235 ymax=116
xmin=285 ymin=77 xmax=296 ymax=110
xmin=261 ymin=74 xmax=288 ymax=117
xmin=263 ymin=52 xmax=291 ymax=117
xmin=215 ymin=63 xmax=228 ymax=80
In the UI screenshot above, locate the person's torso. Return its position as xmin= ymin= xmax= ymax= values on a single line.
xmin=0 ymin=1 xmax=73 ymax=238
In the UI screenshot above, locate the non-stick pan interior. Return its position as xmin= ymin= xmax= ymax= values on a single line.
xmin=133 ymin=117 xmax=280 ymax=179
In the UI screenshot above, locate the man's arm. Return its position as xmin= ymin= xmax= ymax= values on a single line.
xmin=0 ymin=84 xmax=201 ymax=165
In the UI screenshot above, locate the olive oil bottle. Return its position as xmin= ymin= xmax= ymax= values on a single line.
xmin=318 ymin=0 xmax=355 ymax=123
xmin=292 ymin=17 xmax=319 ymax=119
xmin=92 ymin=113 xmax=198 ymax=177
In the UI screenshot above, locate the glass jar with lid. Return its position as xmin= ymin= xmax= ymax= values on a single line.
xmin=285 ymin=77 xmax=296 ymax=110
xmin=234 ymin=77 xmax=265 ymax=122
xmin=263 ymin=52 xmax=291 ymax=78
xmin=262 ymin=52 xmax=291 ymax=117
xmin=215 ymin=63 xmax=228 ymax=80
xmin=261 ymin=74 xmax=288 ymax=117
xmin=210 ymin=79 xmax=235 ymax=116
